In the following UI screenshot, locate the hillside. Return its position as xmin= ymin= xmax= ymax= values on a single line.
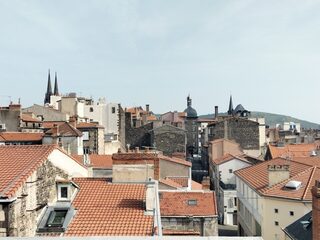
xmin=200 ymin=112 xmax=320 ymax=129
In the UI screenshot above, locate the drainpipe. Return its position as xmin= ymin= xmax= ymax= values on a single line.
xmin=154 ymin=180 xmax=162 ymax=236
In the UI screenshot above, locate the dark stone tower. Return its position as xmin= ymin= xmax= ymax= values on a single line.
xmin=183 ymin=95 xmax=199 ymax=156
xmin=54 ymin=72 xmax=59 ymax=96
xmin=44 ymin=70 xmax=52 ymax=105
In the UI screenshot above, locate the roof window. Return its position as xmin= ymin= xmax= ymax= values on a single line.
xmin=188 ymin=199 xmax=197 ymax=206
xmin=285 ymin=180 xmax=302 ymax=190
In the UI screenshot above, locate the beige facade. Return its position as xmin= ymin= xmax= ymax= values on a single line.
xmin=112 ymin=164 xmax=154 ymax=183
xmin=159 ymin=159 xmax=190 ymax=179
xmin=237 ymin=177 xmax=311 ymax=240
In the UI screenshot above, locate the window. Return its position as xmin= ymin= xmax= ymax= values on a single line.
xmin=275 ymin=221 xmax=279 ymax=226
xmin=290 ymin=211 xmax=294 ymax=216
xmin=274 ymin=208 xmax=278 ymax=213
xmin=58 ymin=185 xmax=69 ymax=201
xmin=89 ymin=107 xmax=94 ymax=112
xmin=229 ymin=169 xmax=233 ymax=173
xmin=112 ymin=107 xmax=116 ymax=114
xmin=188 ymin=200 xmax=197 ymax=206
xmin=83 ymin=131 xmax=89 ymax=141
xmin=46 ymin=210 xmax=67 ymax=227
xmin=234 ymin=197 xmax=237 ymax=207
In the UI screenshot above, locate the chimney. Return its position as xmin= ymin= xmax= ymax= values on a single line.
xmin=145 ymin=180 xmax=155 ymax=213
xmin=135 ymin=147 xmax=140 ymax=153
xmin=145 ymin=146 xmax=150 ymax=153
xmin=69 ymin=116 xmax=77 ymax=128
xmin=267 ymin=165 xmax=290 ymax=187
xmin=201 ymin=176 xmax=210 ymax=190
xmin=52 ymin=124 xmax=59 ymax=136
xmin=312 ymin=180 xmax=320 ymax=240
xmin=214 ymin=106 xmax=218 ymax=119
xmin=146 ymin=104 xmax=150 ymax=114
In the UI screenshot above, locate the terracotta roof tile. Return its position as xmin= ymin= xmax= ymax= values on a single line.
xmin=159 ymin=178 xmax=182 ymax=188
xmin=269 ymin=143 xmax=319 ymax=159
xmin=159 ymin=155 xmax=191 ymax=167
xmin=191 ymin=180 xmax=203 ymax=190
xmin=166 ymin=177 xmax=188 ymax=187
xmin=45 ymin=122 xmax=82 ymax=137
xmin=0 ymin=145 xmax=57 ymax=198
xmin=160 ymin=191 xmax=217 ymax=217
xmin=20 ymin=114 xmax=42 ymax=123
xmin=76 ymin=122 xmax=104 ymax=129
xmin=72 ymin=154 xmax=113 ymax=168
xmin=235 ymin=157 xmax=320 ymax=201
xmin=0 ymin=132 xmax=44 ymax=142
xmin=65 ymin=178 xmax=153 ymax=236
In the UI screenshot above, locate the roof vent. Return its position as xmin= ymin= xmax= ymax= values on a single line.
xmin=285 ymin=180 xmax=302 ymax=190
xmin=311 ymin=150 xmax=317 ymax=157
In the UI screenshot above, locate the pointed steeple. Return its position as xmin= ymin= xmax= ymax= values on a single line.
xmin=54 ymin=72 xmax=59 ymax=96
xmin=44 ymin=69 xmax=53 ymax=105
xmin=227 ymin=95 xmax=234 ymax=115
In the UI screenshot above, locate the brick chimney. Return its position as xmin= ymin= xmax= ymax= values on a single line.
xmin=267 ymin=165 xmax=290 ymax=187
xmin=146 ymin=104 xmax=150 ymax=114
xmin=312 ymin=180 xmax=320 ymax=240
xmin=214 ymin=106 xmax=218 ymax=119
xmin=69 ymin=116 xmax=77 ymax=128
xmin=202 ymin=176 xmax=211 ymax=190
xmin=52 ymin=124 xmax=59 ymax=136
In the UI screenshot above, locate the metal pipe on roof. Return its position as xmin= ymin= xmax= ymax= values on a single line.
xmin=0 ymin=197 xmax=17 ymax=203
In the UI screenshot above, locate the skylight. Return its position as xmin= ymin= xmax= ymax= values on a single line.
xmin=285 ymin=180 xmax=302 ymax=190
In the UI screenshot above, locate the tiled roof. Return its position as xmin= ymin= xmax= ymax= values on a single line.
xmin=211 ymin=153 xmax=258 ymax=165
xmin=45 ymin=122 xmax=82 ymax=137
xmin=191 ymin=180 xmax=203 ymax=190
xmin=292 ymin=156 xmax=320 ymax=167
xmin=234 ymin=157 xmax=320 ymax=201
xmin=21 ymin=114 xmax=42 ymax=123
xmin=65 ymin=178 xmax=153 ymax=236
xmin=167 ymin=177 xmax=188 ymax=187
xmin=147 ymin=115 xmax=158 ymax=121
xmin=159 ymin=155 xmax=191 ymax=167
xmin=159 ymin=178 xmax=182 ymax=189
xmin=76 ymin=122 xmax=104 ymax=129
xmin=160 ymin=191 xmax=217 ymax=217
xmin=72 ymin=154 xmax=113 ymax=169
xmin=269 ymin=143 xmax=320 ymax=159
xmin=0 ymin=132 xmax=43 ymax=142
xmin=112 ymin=152 xmax=158 ymax=161
xmin=0 ymin=145 xmax=56 ymax=198
xmin=42 ymin=121 xmax=65 ymax=129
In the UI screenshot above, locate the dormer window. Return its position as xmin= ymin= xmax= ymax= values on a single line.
xmin=58 ymin=184 xmax=70 ymax=201
xmin=46 ymin=210 xmax=68 ymax=227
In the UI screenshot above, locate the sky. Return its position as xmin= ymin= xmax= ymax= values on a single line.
xmin=1 ymin=0 xmax=320 ymax=123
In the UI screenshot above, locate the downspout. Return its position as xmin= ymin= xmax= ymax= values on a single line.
xmin=154 ymin=180 xmax=162 ymax=236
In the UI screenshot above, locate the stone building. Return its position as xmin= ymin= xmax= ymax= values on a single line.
xmin=0 ymin=145 xmax=87 ymax=237
xmin=76 ymin=122 xmax=105 ymax=154
xmin=0 ymin=104 xmax=21 ymax=132
xmin=160 ymin=191 xmax=218 ymax=236
xmin=150 ymin=124 xmax=186 ymax=156
xmin=23 ymin=104 xmax=69 ymax=122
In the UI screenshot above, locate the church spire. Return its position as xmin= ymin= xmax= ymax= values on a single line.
xmin=44 ymin=69 xmax=53 ymax=104
xmin=227 ymin=95 xmax=234 ymax=115
xmin=54 ymin=72 xmax=59 ymax=96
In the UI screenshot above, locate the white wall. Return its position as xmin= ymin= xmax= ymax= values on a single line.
xmin=219 ymin=159 xmax=251 ymax=185
xmin=106 ymin=103 xmax=119 ymax=135
xmin=48 ymin=149 xmax=88 ymax=177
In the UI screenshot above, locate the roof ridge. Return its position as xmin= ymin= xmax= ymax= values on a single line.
xmin=302 ymin=166 xmax=318 ymax=200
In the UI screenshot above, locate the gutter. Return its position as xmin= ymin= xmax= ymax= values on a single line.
xmin=0 ymin=197 xmax=17 ymax=203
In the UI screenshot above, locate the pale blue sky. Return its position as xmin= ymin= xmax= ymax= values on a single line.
xmin=1 ymin=1 xmax=320 ymax=123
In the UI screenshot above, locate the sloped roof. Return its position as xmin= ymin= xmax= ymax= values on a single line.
xmin=76 ymin=122 xmax=104 ymax=129
xmin=20 ymin=114 xmax=42 ymax=123
xmin=268 ymin=143 xmax=319 ymax=159
xmin=235 ymin=157 xmax=320 ymax=201
xmin=191 ymin=180 xmax=203 ymax=190
xmin=159 ymin=178 xmax=183 ymax=189
xmin=72 ymin=154 xmax=112 ymax=169
xmin=45 ymin=122 xmax=82 ymax=137
xmin=0 ymin=132 xmax=44 ymax=142
xmin=65 ymin=178 xmax=153 ymax=236
xmin=283 ymin=211 xmax=312 ymax=240
xmin=159 ymin=155 xmax=191 ymax=167
xmin=0 ymin=145 xmax=57 ymax=198
xmin=160 ymin=191 xmax=217 ymax=217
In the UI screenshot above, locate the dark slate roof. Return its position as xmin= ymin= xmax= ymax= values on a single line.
xmin=184 ymin=106 xmax=197 ymax=118
xmin=283 ymin=211 xmax=312 ymax=240
xmin=234 ymin=104 xmax=245 ymax=113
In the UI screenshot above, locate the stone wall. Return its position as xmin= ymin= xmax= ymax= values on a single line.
xmin=209 ymin=118 xmax=260 ymax=150
xmin=151 ymin=125 xmax=186 ymax=156
xmin=125 ymin=112 xmax=152 ymax=149
xmin=161 ymin=217 xmax=218 ymax=236
xmin=5 ymin=160 xmax=68 ymax=237
xmin=185 ymin=118 xmax=199 ymax=155
xmin=0 ymin=108 xmax=20 ymax=132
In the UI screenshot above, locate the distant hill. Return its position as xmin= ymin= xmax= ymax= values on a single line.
xmin=200 ymin=112 xmax=320 ymax=129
